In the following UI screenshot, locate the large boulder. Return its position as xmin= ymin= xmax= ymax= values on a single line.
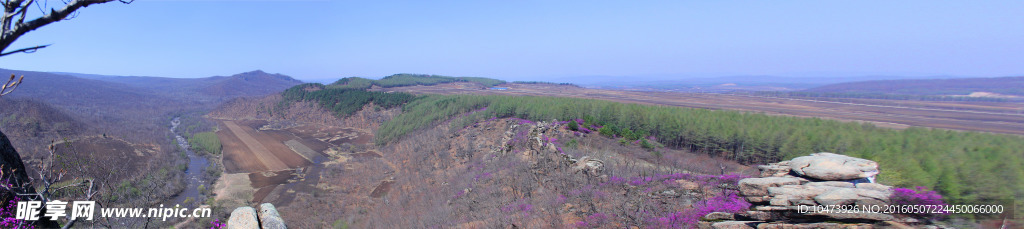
xmin=789 ymin=153 xmax=878 ymax=181
xmin=571 ymin=156 xmax=604 ymax=176
xmin=258 ymin=203 xmax=287 ymax=229
xmin=766 ymin=185 xmax=836 ymax=206
xmin=814 ymin=188 xmax=859 ymax=206
xmin=757 ymin=162 xmax=791 ymax=177
xmin=228 ymin=207 xmax=260 ymax=229
xmin=739 ymin=177 xmax=802 ymax=197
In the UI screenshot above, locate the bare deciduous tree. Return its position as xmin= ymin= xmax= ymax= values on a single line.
xmin=1 ymin=73 xmax=22 ymax=95
xmin=1 ymin=0 xmax=132 ymax=57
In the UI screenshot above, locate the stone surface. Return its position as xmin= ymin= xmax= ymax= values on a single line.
xmin=719 ymin=153 xmax=943 ymax=228
xmin=258 ymin=203 xmax=287 ymax=229
xmin=738 ymin=211 xmax=774 ymax=221
xmin=814 ymin=188 xmax=859 ymax=206
xmin=704 ymin=212 xmax=736 ymax=221
xmin=853 ymin=188 xmax=891 ymax=202
xmin=572 ymin=156 xmax=604 ymax=176
xmin=228 ymin=207 xmax=259 ymax=229
xmin=757 ymin=222 xmax=875 ymax=229
xmin=855 ymin=183 xmax=891 ymax=191
xmin=739 ymin=177 xmax=802 ymax=197
xmin=758 ymin=164 xmax=791 ymax=177
xmin=789 ymin=152 xmax=879 ymax=181
xmin=768 ymin=185 xmax=835 ymax=199
xmin=807 ymin=181 xmax=855 ymax=188
xmin=812 ymin=212 xmax=895 ymax=221
xmin=711 ymin=221 xmax=760 ymax=229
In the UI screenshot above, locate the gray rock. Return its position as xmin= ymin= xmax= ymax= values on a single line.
xmin=795 ymin=199 xmax=817 ymax=206
xmin=855 ymin=183 xmax=891 ymax=191
xmin=812 ymin=212 xmax=895 ymax=221
xmin=757 ymin=222 xmax=876 ymax=229
xmin=758 ymin=164 xmax=791 ymax=177
xmin=259 ymin=203 xmax=287 ymax=229
xmin=739 ymin=211 xmax=774 ymax=221
xmin=806 ymin=181 xmax=855 ymax=188
xmin=704 ymin=212 xmax=736 ymax=221
xmin=814 ymin=188 xmax=858 ymax=206
xmin=228 ymin=207 xmax=259 ymax=229
xmin=572 ymin=156 xmax=604 ymax=177
xmin=855 ymin=198 xmax=889 ymax=208
xmin=711 ymin=221 xmax=760 ymax=229
xmin=789 ymin=153 xmax=879 ymax=181
xmin=769 ymin=196 xmax=791 ymax=206
xmin=739 ymin=177 xmax=802 ymax=197
xmin=853 ymin=188 xmax=891 ymax=202
xmin=768 ymin=185 xmax=835 ymax=199
xmin=745 ymin=196 xmax=770 ymax=203
xmin=754 ymin=206 xmax=795 ymax=211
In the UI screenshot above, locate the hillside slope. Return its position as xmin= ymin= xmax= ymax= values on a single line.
xmin=52 ymin=69 xmax=303 ymax=101
xmin=805 ymin=76 xmax=1024 ymax=96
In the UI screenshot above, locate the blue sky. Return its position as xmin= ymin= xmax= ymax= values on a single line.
xmin=1 ymin=1 xmax=1022 ymax=81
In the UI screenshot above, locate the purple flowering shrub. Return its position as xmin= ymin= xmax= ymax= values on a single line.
xmin=575 ymin=213 xmax=611 ymax=228
xmin=651 ymin=191 xmax=751 ymax=228
xmin=563 ymin=173 xmax=752 ymax=228
xmin=891 ymin=186 xmax=945 ymax=206
xmin=0 ymin=195 xmax=33 ymax=229
xmin=501 ymin=200 xmax=534 ymax=217
xmin=890 ymin=186 xmax=949 ymax=218
xmin=209 ymin=219 xmax=226 ymax=229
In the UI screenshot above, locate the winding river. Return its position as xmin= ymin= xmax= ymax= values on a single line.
xmin=168 ymin=117 xmax=210 ymax=207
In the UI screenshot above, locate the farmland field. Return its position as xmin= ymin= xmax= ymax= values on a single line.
xmin=375 ymin=82 xmax=1024 ymax=135
xmin=213 ymin=119 xmax=378 ymax=205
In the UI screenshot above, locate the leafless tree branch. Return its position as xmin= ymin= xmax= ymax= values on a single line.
xmin=0 ymin=43 xmax=45 ymax=56
xmin=1 ymin=0 xmax=129 ymax=57
xmin=0 ymin=73 xmax=23 ymax=96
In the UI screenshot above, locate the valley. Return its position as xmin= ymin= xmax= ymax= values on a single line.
xmin=1 ymin=71 xmax=1021 ymax=228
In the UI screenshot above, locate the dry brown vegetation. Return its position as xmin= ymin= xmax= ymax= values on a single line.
xmin=209 ymin=94 xmax=758 ymax=227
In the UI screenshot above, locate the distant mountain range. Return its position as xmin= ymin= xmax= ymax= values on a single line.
xmin=0 ymin=68 xmax=303 ymax=147
xmin=51 ymin=70 xmax=303 ymax=101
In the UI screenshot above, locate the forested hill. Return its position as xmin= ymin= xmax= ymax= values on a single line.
xmin=329 ymin=73 xmax=505 ymax=89
xmin=805 ymin=76 xmax=1024 ymax=96
xmin=50 ymin=69 xmax=303 ymax=101
xmin=280 ymin=79 xmax=1024 ymax=205
xmin=369 ymin=94 xmax=1024 ymax=206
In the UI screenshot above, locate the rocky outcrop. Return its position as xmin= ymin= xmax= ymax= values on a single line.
xmin=228 ymin=203 xmax=287 ymax=229
xmin=258 ymin=203 xmax=287 ymax=229
xmin=570 ymin=156 xmax=604 ymax=177
xmin=703 ymin=153 xmax=948 ymax=228
xmin=0 ymin=129 xmax=31 ymax=189
xmin=498 ymin=119 xmax=606 ymax=178
xmin=228 ymin=207 xmax=259 ymax=229
xmin=0 ymin=130 xmax=61 ymax=228
xmin=789 ymin=153 xmax=879 ymax=181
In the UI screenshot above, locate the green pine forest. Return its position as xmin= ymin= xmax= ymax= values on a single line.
xmin=281 ymin=83 xmax=418 ymax=117
xmin=328 ymin=73 xmax=505 ymax=90
xmin=281 ymin=83 xmax=1024 ymax=206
